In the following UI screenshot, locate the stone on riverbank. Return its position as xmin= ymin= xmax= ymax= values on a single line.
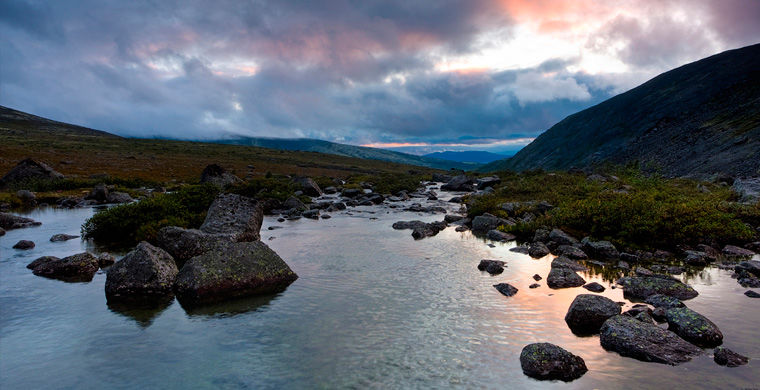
xmin=599 ymin=315 xmax=702 ymax=365
xmin=105 ymin=242 xmax=178 ymax=302
xmin=519 ymin=343 xmax=587 ymax=382
xmin=565 ymin=294 xmax=621 ymax=334
xmin=174 ymin=240 xmax=298 ymax=306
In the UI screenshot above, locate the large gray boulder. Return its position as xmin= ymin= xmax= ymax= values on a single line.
xmin=551 ymin=256 xmax=588 ymax=271
xmin=519 ymin=343 xmax=587 ymax=382
xmin=599 ymin=315 xmax=702 ymax=365
xmin=722 ymin=245 xmax=756 ymax=258
xmin=471 ymin=213 xmax=501 ymax=233
xmin=564 ymin=294 xmax=621 ymax=334
xmin=154 ymin=226 xmax=234 ymax=265
xmin=174 ymin=241 xmax=298 ymax=306
xmin=199 ymin=164 xmax=241 ymax=188
xmin=549 ymin=229 xmax=578 ymax=246
xmin=581 ymin=237 xmax=620 ymax=260
xmin=616 ymin=276 xmax=698 ymax=300
xmin=105 ymin=242 xmax=178 ymax=302
xmin=199 ymin=194 xmax=263 ymax=242
xmin=27 ymin=253 xmax=100 ymax=282
xmin=0 ymin=158 xmax=63 ymax=188
xmin=528 ymin=242 xmax=551 ymax=258
xmin=0 ymin=212 xmax=41 ymax=230
xmin=547 ymin=267 xmax=586 ymax=288
xmin=665 ymin=307 xmax=723 ymax=348
xmin=441 ymin=175 xmax=475 ymax=191
xmin=293 ymin=177 xmax=323 ymax=197
xmin=732 ymin=177 xmax=760 ymax=204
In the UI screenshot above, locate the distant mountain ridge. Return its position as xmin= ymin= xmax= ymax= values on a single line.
xmin=216 ymin=137 xmax=479 ymax=171
xmin=482 ymin=43 xmax=760 ymax=178
xmin=423 ymin=150 xmax=510 ymax=164
xmin=0 ymin=106 xmax=121 ymax=139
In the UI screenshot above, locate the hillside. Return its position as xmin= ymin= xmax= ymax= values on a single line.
xmin=482 ymin=43 xmax=760 ymax=178
xmin=217 ymin=137 xmax=478 ymax=171
xmin=0 ymin=106 xmax=441 ymax=183
xmin=423 ymin=150 xmax=510 ymax=164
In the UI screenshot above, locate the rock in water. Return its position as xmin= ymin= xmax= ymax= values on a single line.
xmin=565 ymin=294 xmax=621 ymax=334
xmin=154 ymin=226 xmax=235 ymax=264
xmin=28 ymin=253 xmax=99 ymax=282
xmin=599 ymin=315 xmax=702 ymax=365
xmin=174 ymin=240 xmax=298 ymax=306
xmin=745 ymin=290 xmax=760 ymax=298
xmin=199 ymin=194 xmax=263 ymax=242
xmin=487 ymin=229 xmax=515 ymax=242
xmin=519 ymin=343 xmax=587 ymax=382
xmin=713 ymin=347 xmax=749 ymax=367
xmin=547 ymin=267 xmax=586 ymax=288
xmin=478 ymin=259 xmax=505 ymax=275
xmin=293 ymin=177 xmax=323 ymax=197
xmin=493 ymin=283 xmax=518 ymax=297
xmin=199 ymin=164 xmax=241 ymax=188
xmin=50 ymin=233 xmax=79 ymax=242
xmin=616 ymin=276 xmax=698 ymax=300
xmin=0 ymin=158 xmax=64 ymax=188
xmin=0 ymin=227 xmax=4 ymax=236
xmin=551 ymin=256 xmax=588 ymax=271
xmin=528 ymin=242 xmax=550 ymax=258
xmin=0 ymin=212 xmax=42 ymax=230
xmin=581 ymin=238 xmax=620 ymax=260
xmin=644 ymin=294 xmax=685 ymax=308
xmin=13 ymin=240 xmax=35 ymax=250
xmin=97 ymin=253 xmax=116 ymax=268
xmin=664 ymin=307 xmax=723 ymax=347
xmin=549 ymin=229 xmax=578 ymax=246
xmin=441 ymin=175 xmax=475 ymax=191
xmin=105 ymin=242 xmax=178 ymax=302
xmin=471 ymin=213 xmax=501 ymax=233
xmin=582 ymin=282 xmax=605 ymax=292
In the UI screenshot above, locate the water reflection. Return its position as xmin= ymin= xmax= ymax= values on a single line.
xmin=107 ymin=297 xmax=174 ymax=328
xmin=180 ymin=293 xmax=278 ymax=318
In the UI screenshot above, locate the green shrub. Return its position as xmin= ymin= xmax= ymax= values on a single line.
xmin=229 ymin=176 xmax=298 ymax=202
xmin=82 ymin=184 xmax=219 ymax=247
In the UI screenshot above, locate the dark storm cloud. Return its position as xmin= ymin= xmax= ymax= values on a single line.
xmin=0 ymin=0 xmax=758 ymax=150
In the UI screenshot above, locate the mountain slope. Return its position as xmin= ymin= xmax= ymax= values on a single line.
xmin=0 ymin=105 xmax=121 ymax=139
xmin=423 ymin=151 xmax=510 ymax=164
xmin=217 ymin=137 xmax=479 ymax=171
xmin=482 ymin=43 xmax=760 ymax=178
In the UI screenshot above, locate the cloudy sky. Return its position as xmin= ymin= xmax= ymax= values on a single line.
xmin=1 ymin=0 xmax=758 ymax=155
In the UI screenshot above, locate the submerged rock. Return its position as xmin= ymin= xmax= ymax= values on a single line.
xmin=478 ymin=259 xmax=505 ymax=275
xmin=199 ymin=194 xmax=263 ymax=242
xmin=565 ymin=294 xmax=621 ymax=334
xmin=28 ymin=253 xmax=99 ymax=282
xmin=713 ymin=347 xmax=749 ymax=367
xmin=664 ymin=307 xmax=723 ymax=348
xmin=547 ymin=267 xmax=586 ymax=288
xmin=519 ymin=343 xmax=587 ymax=382
xmin=174 ymin=240 xmax=298 ymax=306
xmin=616 ymin=276 xmax=698 ymax=300
xmin=50 ymin=233 xmax=79 ymax=242
xmin=105 ymin=242 xmax=178 ymax=302
xmin=599 ymin=315 xmax=702 ymax=365
xmin=493 ymin=283 xmax=518 ymax=297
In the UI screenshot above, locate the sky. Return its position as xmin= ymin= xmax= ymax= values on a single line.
xmin=1 ymin=1 xmax=759 ymax=155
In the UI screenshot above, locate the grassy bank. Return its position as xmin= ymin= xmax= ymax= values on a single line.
xmin=469 ymin=169 xmax=759 ymax=251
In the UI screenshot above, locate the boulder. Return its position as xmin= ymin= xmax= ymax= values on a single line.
xmin=199 ymin=164 xmax=241 ymax=188
xmin=16 ymin=190 xmax=36 ymax=203
xmin=107 ymin=191 xmax=133 ymax=204
xmin=13 ymin=240 xmax=35 ymax=250
xmin=582 ymin=282 xmax=605 ymax=292
xmin=644 ymin=294 xmax=685 ymax=309
xmin=97 ymin=253 xmax=116 ymax=268
xmin=476 ymin=176 xmax=501 ymax=190
xmin=86 ymin=184 xmax=109 ymax=203
xmin=533 ymin=274 xmax=542 ymax=281
xmin=616 ymin=276 xmax=699 ymax=300
xmin=174 ymin=240 xmax=298 ymax=306
xmin=599 ymin=315 xmax=702 ymax=365
xmin=493 ymin=283 xmax=518 ymax=297
xmin=509 ymin=246 xmax=530 ymax=254
xmin=341 ymin=188 xmax=362 ymax=198
xmin=28 ymin=253 xmax=99 ymax=282
xmin=487 ymin=229 xmax=515 ymax=242
xmin=282 ymin=196 xmax=308 ymax=212
xmin=722 ymin=245 xmax=755 ymax=258
xmin=443 ymin=214 xmax=464 ymax=223
xmin=302 ymin=209 xmax=320 ymax=220
xmin=581 ymin=238 xmax=619 ymax=260
xmin=0 ymin=158 xmax=64 ymax=188
xmin=154 ymin=226 xmax=234 ymax=264
xmin=549 ymin=229 xmax=578 ymax=246
xmin=684 ymin=250 xmax=710 ymax=266
xmin=392 ymin=221 xmax=427 ymax=230
xmin=745 ymin=290 xmax=760 ymax=298
xmin=533 ymin=228 xmax=550 ymax=243
xmin=50 ymin=233 xmax=79 ymax=242
xmin=432 ymin=173 xmax=453 ymax=183
xmin=441 ymin=175 xmax=475 ymax=191
xmin=293 ymin=177 xmax=323 ymax=197
xmin=411 ymin=222 xmax=447 ymax=239
xmin=323 ymin=186 xmax=338 ymax=194
xmin=471 ymin=213 xmax=501 ymax=233
xmin=564 ymin=294 xmax=621 ymax=334
xmin=714 ymin=347 xmax=749 ymax=367
xmin=199 ymin=194 xmax=263 ymax=242
xmin=478 ymin=259 xmax=505 ymax=275
xmin=551 ymin=256 xmax=588 ymax=271
xmin=547 ymin=267 xmax=586 ymax=288
xmin=554 ymin=245 xmax=588 ymax=260
xmin=519 ymin=343 xmax=587 ymax=382
xmin=0 ymin=227 xmax=4 ymax=236
xmin=528 ymin=242 xmax=550 ymax=258
xmin=732 ymin=177 xmax=760 ymax=204
xmin=664 ymin=307 xmax=723 ymax=347
xmin=735 ymin=260 xmax=760 ymax=277
xmin=105 ymin=242 xmax=178 ymax=302
xmin=0 ymin=212 xmax=42 ymax=230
